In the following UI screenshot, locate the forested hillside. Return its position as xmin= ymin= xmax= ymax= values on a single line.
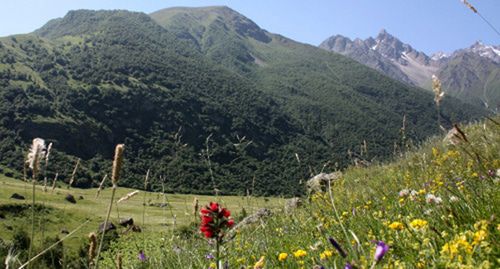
xmin=0 ymin=8 xmax=487 ymax=195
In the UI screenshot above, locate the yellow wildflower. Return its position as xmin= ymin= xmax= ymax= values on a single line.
xmin=410 ymin=219 xmax=428 ymax=229
xmin=440 ymin=234 xmax=472 ymax=259
xmin=293 ymin=249 xmax=307 ymax=258
xmin=388 ymin=221 xmax=404 ymax=231
xmin=278 ymin=253 xmax=288 ymax=262
xmin=319 ymin=250 xmax=333 ymax=260
xmin=209 ymin=262 xmax=217 ymax=269
xmin=474 ymin=220 xmax=489 ymax=231
xmin=254 ymin=256 xmax=265 ymax=269
xmin=473 ymin=230 xmax=487 ymax=245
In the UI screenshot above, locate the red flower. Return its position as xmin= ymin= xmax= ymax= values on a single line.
xmin=200 ymin=208 xmax=211 ymax=214
xmin=202 ymin=215 xmax=213 ymax=224
xmin=221 ymin=208 xmax=231 ymax=218
xmin=199 ymin=202 xmax=235 ymax=239
xmin=203 ymin=230 xmax=213 ymax=238
xmin=210 ymin=202 xmax=219 ymax=211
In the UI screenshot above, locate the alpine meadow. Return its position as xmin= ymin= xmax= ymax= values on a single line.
xmin=0 ymin=2 xmax=499 ymax=269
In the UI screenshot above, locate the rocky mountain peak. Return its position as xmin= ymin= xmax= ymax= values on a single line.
xmin=462 ymin=41 xmax=500 ymax=63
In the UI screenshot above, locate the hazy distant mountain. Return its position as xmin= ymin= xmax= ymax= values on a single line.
xmin=320 ymin=30 xmax=500 ymax=110
xmin=0 ymin=7 xmax=486 ymax=195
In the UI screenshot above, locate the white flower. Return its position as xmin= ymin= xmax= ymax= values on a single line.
xmin=399 ymin=189 xmax=410 ymax=197
xmin=424 ymin=209 xmax=433 ymax=215
xmin=449 ymin=196 xmax=459 ymax=203
xmin=426 ymin=194 xmax=442 ymax=204
xmin=409 ymin=190 xmax=419 ymax=201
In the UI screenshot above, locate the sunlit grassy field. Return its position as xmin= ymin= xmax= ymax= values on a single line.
xmin=0 ymin=174 xmax=283 ymax=267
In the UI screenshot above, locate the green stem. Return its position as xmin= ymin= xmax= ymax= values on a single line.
xmin=216 ymin=238 xmax=220 ymax=269
xmin=19 ymin=220 xmax=90 ymax=269
xmin=94 ymin=184 xmax=117 ymax=269
xmin=327 ymin=179 xmax=357 ymax=259
xmin=28 ymin=177 xmax=35 ymax=269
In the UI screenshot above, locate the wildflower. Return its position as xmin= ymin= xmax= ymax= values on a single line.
xmin=374 ymin=241 xmax=389 ymax=262
xmin=319 ymin=249 xmax=333 ymax=260
xmin=449 ymin=196 xmax=459 ymax=203
xmin=409 ymin=190 xmax=418 ymax=200
xmin=199 ymin=202 xmax=234 ymax=239
xmin=209 ymin=262 xmax=217 ymax=269
xmin=138 ymin=250 xmax=147 ymax=262
xmin=254 ymin=256 xmax=265 ymax=269
xmin=293 ymin=249 xmax=307 ymax=258
xmin=410 ymin=219 xmax=428 ymax=229
xmin=424 ymin=209 xmax=433 ymax=215
xmin=328 ymin=237 xmax=347 ymax=257
xmin=473 ymin=230 xmax=487 ymax=245
xmin=388 ymin=221 xmax=404 ymax=231
xmin=440 ymin=234 xmax=472 ymax=259
xmin=205 ymin=253 xmax=215 ymax=259
xmin=398 ymin=189 xmax=409 ymax=197
xmin=474 ymin=220 xmax=489 ymax=231
xmin=344 ymin=263 xmax=353 ymax=269
xmin=278 ymin=252 xmax=288 ymax=262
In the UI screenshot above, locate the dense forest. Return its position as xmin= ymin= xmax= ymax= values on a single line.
xmin=0 ymin=8 xmax=487 ymax=196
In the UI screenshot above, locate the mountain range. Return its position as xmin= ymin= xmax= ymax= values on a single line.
xmin=320 ymin=30 xmax=500 ymax=111
xmin=0 ymin=6 xmax=487 ymax=195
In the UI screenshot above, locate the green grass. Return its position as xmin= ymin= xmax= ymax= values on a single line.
xmin=0 ymin=174 xmax=283 ymax=268
xmin=1 ymin=118 xmax=498 ymax=268
xmin=95 ymin=118 xmax=499 ymax=269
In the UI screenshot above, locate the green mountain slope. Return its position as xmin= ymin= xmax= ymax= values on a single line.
xmin=151 ymin=6 xmax=486 ymax=158
xmin=0 ymin=8 xmax=487 ymax=196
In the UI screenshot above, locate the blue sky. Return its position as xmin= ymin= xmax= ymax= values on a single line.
xmin=1 ymin=0 xmax=499 ymax=54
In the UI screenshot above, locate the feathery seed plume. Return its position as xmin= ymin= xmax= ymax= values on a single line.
xmin=111 ymin=144 xmax=125 ymax=186
xmin=117 ymin=190 xmax=140 ymax=203
xmin=45 ymin=143 xmax=52 ymax=165
xmin=69 ymin=158 xmax=80 ymax=187
xmin=95 ymin=174 xmax=108 ymax=199
xmin=461 ymin=0 xmax=477 ymax=13
xmin=88 ymin=233 xmax=97 ymax=265
xmin=432 ymin=75 xmax=444 ymax=105
xmin=26 ymin=138 xmax=46 ymax=177
xmin=115 ymin=253 xmax=122 ymax=269
xmin=51 ymin=173 xmax=59 ymax=191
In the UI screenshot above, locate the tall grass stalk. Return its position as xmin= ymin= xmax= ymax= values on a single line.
xmin=68 ymin=158 xmax=80 ymax=188
xmin=142 ymin=169 xmax=150 ymax=249
xmin=327 ymin=177 xmax=357 ymax=259
xmin=19 ymin=220 xmax=90 ymax=269
xmin=26 ymin=138 xmax=45 ymax=269
xmin=95 ymin=144 xmax=124 ymax=269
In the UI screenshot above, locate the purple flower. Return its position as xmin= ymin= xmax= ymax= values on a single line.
xmin=328 ymin=237 xmax=347 ymax=258
xmin=205 ymin=253 xmax=215 ymax=259
xmin=344 ymin=263 xmax=353 ymax=269
xmin=374 ymin=241 xmax=389 ymax=262
xmin=138 ymin=250 xmax=147 ymax=262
